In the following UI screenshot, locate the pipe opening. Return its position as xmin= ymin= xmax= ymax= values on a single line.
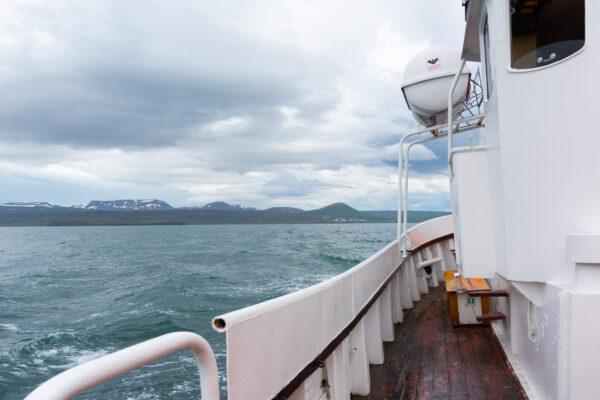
xmin=213 ymin=318 xmax=226 ymax=330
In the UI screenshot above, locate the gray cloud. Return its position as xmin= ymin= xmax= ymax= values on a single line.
xmin=0 ymin=1 xmax=467 ymax=210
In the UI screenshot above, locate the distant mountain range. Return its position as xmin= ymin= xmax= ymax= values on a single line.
xmin=0 ymin=200 xmax=449 ymax=227
xmin=86 ymin=199 xmax=172 ymax=210
xmin=192 ymin=201 xmax=257 ymax=211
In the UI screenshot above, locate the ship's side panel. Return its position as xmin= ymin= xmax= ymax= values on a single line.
xmin=452 ymin=150 xmax=496 ymax=278
xmin=484 ymin=0 xmax=600 ymax=284
xmin=509 ymin=282 xmax=562 ymax=399
xmin=478 ymin=0 xmax=508 ymax=280
xmin=477 ymin=1 xmax=600 ymax=399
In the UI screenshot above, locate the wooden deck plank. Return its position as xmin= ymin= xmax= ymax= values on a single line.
xmin=352 ymin=285 xmax=526 ymax=400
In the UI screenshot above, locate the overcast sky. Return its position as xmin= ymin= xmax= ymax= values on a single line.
xmin=0 ymin=1 xmax=472 ymax=210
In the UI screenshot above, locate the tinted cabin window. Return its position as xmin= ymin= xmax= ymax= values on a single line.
xmin=510 ymin=0 xmax=584 ymax=69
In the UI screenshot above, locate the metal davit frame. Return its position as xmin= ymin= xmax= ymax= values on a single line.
xmin=397 ymin=113 xmax=484 ymax=256
xmin=398 ymin=60 xmax=485 ymax=256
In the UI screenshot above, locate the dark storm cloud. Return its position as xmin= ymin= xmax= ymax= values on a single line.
xmin=0 ymin=66 xmax=312 ymax=148
xmin=0 ymin=1 xmax=342 ymax=150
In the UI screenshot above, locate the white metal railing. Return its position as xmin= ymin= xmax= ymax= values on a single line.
xmin=448 ymin=144 xmax=487 ymax=179
xmin=24 ymin=332 xmax=219 ymax=400
xmin=447 ymin=59 xmax=468 ymax=166
xmin=397 ymin=113 xmax=484 ymax=256
xmin=213 ymin=216 xmax=456 ymax=399
xmin=24 ymin=219 xmax=456 ymax=400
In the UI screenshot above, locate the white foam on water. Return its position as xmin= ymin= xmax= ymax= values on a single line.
xmin=37 ymin=348 xmax=60 ymax=357
xmin=171 ymin=380 xmax=195 ymax=394
xmin=0 ymin=323 xmax=18 ymax=332
xmin=66 ymin=348 xmax=111 ymax=366
xmin=125 ymin=387 xmax=158 ymax=400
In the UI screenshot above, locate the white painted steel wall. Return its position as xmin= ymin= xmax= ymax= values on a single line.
xmin=488 ymin=237 xmax=600 ymax=400
xmin=451 ymin=150 xmax=496 ymax=278
xmin=214 ymin=217 xmax=455 ymax=399
xmin=479 ymin=0 xmax=600 ymax=283
xmin=462 ymin=2 xmax=600 ymax=398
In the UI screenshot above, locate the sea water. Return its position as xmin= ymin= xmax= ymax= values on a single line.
xmin=0 ymin=223 xmax=411 ymax=399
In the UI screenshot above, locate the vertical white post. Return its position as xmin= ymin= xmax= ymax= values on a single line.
xmin=289 ymin=368 xmax=323 ymax=400
xmin=447 ymin=58 xmax=467 ymax=167
xmin=349 ymin=320 xmax=370 ymax=395
xmin=407 ymin=256 xmax=421 ymax=302
xmin=447 ymin=59 xmax=466 ymax=271
xmin=414 ymin=253 xmax=429 ymax=294
xmin=436 ymin=242 xmax=447 ymax=278
xmin=364 ymin=301 xmax=384 ymax=364
xmin=325 ymin=339 xmax=350 ymax=400
xmin=441 ymin=239 xmax=457 ymax=270
xmin=425 ymin=248 xmax=439 ymax=288
xmin=390 ymin=274 xmax=404 ymax=323
xmin=399 ymin=265 xmax=414 ymax=309
xmin=379 ymin=286 xmax=395 ymax=342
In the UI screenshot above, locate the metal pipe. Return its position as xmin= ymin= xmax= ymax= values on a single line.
xmin=449 ymin=145 xmax=488 ymax=178
xmin=447 ymin=58 xmax=467 ymax=165
xmin=24 ymin=332 xmax=220 ymax=400
xmin=446 ymin=59 xmax=467 ymax=269
xmin=404 ymin=125 xmax=481 ymax=237
xmin=397 ymin=113 xmax=483 ymax=256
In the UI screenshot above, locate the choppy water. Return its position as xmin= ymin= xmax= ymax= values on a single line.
xmin=0 ymin=223 xmax=410 ymax=399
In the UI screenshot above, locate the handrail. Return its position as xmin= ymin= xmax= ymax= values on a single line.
xmin=402 ymin=120 xmax=483 ymax=251
xmin=411 ymin=233 xmax=455 ymax=253
xmin=272 ymin=224 xmax=456 ymax=399
xmin=24 ymin=331 xmax=220 ymax=400
xmin=273 ymin=257 xmax=406 ymax=399
xmin=397 ymin=120 xmax=458 ymax=255
xmin=447 ymin=58 xmax=467 ymax=165
xmin=213 ymin=216 xmax=455 ymax=399
xmin=447 ymin=59 xmax=467 ymax=243
xmin=448 ymin=144 xmax=487 ymax=178
xmin=397 ymin=113 xmax=483 ymax=256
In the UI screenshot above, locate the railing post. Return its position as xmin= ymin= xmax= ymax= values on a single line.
xmin=390 ymin=273 xmax=404 ymax=323
xmin=379 ymin=286 xmax=394 ymax=342
xmin=364 ymin=300 xmax=384 ymax=365
xmin=407 ymin=256 xmax=421 ymax=302
xmin=349 ymin=320 xmax=370 ymax=395
xmin=324 ymin=339 xmax=350 ymax=400
xmin=398 ymin=266 xmax=414 ymax=309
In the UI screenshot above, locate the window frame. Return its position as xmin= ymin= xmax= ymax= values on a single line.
xmin=506 ymin=0 xmax=586 ymax=73
xmin=480 ymin=13 xmax=493 ymax=101
xmin=479 ymin=6 xmax=493 ymax=102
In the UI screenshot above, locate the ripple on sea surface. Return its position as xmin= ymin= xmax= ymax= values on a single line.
xmin=0 ymin=223 xmax=402 ymax=399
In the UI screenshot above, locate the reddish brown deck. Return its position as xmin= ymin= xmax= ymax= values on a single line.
xmin=353 ymin=285 xmax=526 ymax=400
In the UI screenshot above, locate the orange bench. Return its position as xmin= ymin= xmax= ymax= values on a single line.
xmin=444 ymin=270 xmax=490 ymax=325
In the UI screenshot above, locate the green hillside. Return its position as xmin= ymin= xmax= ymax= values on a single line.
xmin=305 ymin=203 xmax=386 ymax=221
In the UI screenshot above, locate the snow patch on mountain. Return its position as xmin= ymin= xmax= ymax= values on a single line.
xmin=85 ymin=200 xmax=172 ymax=210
